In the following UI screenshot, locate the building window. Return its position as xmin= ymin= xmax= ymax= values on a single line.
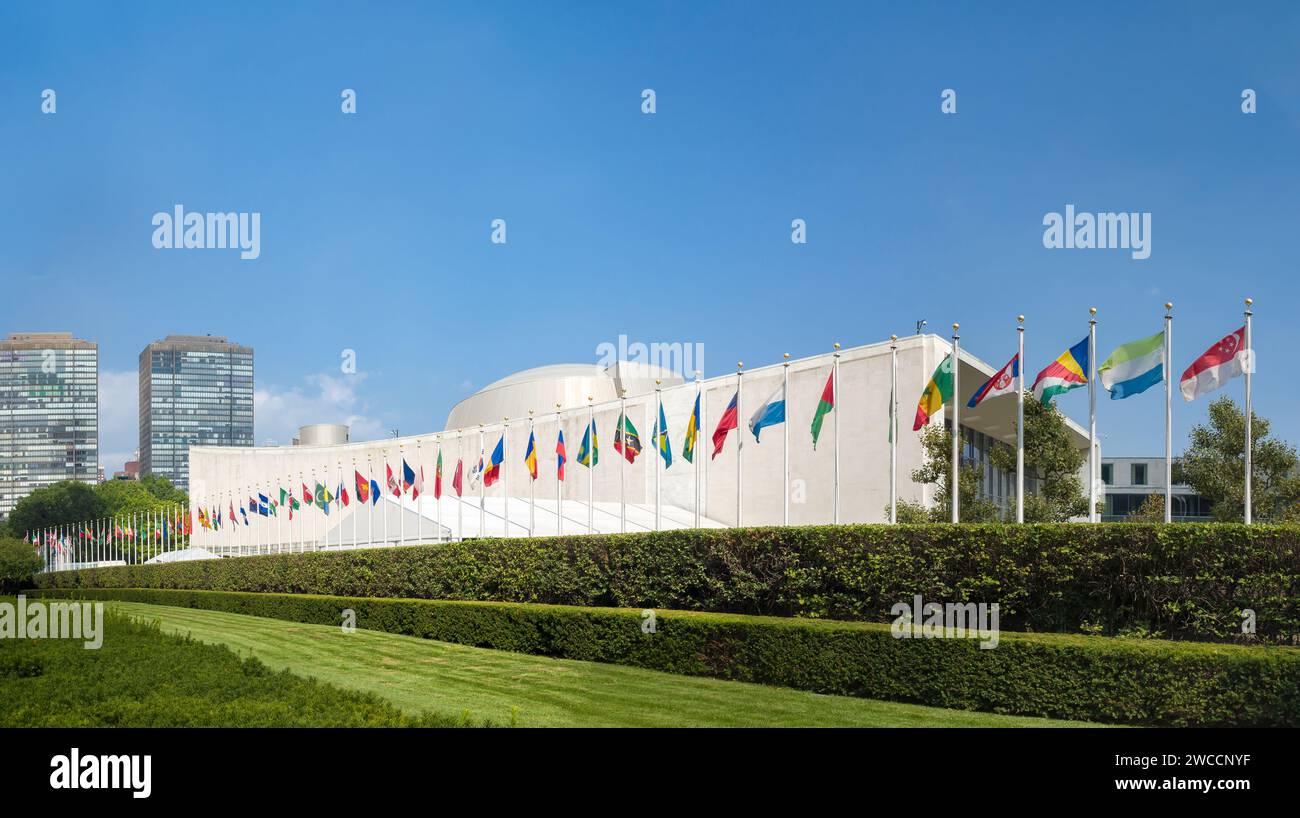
xmin=1101 ymin=463 xmax=1113 ymax=485
xmin=1131 ymin=463 xmax=1148 ymax=486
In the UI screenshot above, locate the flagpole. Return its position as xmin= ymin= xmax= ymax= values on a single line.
xmin=619 ymin=392 xmax=627 ymax=533
xmin=478 ymin=426 xmax=486 ymax=538
xmin=434 ymin=440 xmax=442 ymax=543
xmin=782 ymin=353 xmax=790 ymax=525
xmin=455 ymin=432 xmax=463 ymax=540
xmin=699 ymin=374 xmax=708 ymax=524
xmin=1088 ymin=307 xmax=1098 ymax=523
xmin=528 ymin=411 xmax=535 ymax=536
xmin=832 ymin=344 xmax=841 ymax=524
xmin=736 ymin=362 xmax=744 ymax=528
xmin=890 ymin=335 xmax=899 ymax=524
xmin=503 ymin=419 xmax=510 ymax=538
xmin=1164 ymin=302 xmax=1173 ymax=524
xmin=586 ymin=400 xmax=594 ymax=534
xmin=1244 ymin=297 xmax=1254 ymax=525
xmin=655 ymin=383 xmax=663 ymax=531
xmin=555 ymin=404 xmax=563 ymax=536
xmin=693 ymin=371 xmax=702 ymax=529
xmin=1016 ymin=317 xmax=1025 ymax=524
xmin=951 ymin=325 xmax=961 ymax=524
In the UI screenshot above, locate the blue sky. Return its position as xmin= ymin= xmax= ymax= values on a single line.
xmin=2 ymin=1 xmax=1298 ymax=472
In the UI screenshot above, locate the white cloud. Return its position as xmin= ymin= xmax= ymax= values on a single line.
xmin=98 ymin=369 xmax=139 ymax=475
xmin=254 ymin=373 xmax=387 ymax=446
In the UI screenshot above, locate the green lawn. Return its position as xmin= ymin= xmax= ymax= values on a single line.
xmin=109 ymin=601 xmax=1103 ymax=727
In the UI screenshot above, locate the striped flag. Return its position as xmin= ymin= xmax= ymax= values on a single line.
xmin=1031 ymin=338 xmax=1089 ymax=405
xmin=1099 ymin=330 xmax=1164 ymax=399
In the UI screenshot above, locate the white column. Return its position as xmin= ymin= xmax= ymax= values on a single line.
xmin=951 ymin=325 xmax=961 ymax=524
xmin=1016 ymin=317 xmax=1025 ymax=524
xmin=1244 ymin=298 xmax=1254 ymax=525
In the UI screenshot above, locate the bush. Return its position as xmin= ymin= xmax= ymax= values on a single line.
xmin=0 ymin=538 xmax=42 ymax=594
xmin=34 ymin=524 xmax=1300 ymax=643
xmin=32 ymin=587 xmax=1300 ymax=727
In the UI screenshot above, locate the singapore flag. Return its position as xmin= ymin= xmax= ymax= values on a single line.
xmin=1180 ymin=326 xmax=1252 ymax=401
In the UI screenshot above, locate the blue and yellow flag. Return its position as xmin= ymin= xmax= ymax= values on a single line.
xmin=578 ymin=421 xmax=598 ymax=467
xmin=653 ymin=403 xmax=672 ymax=468
xmin=524 ymin=430 xmax=538 ymax=480
xmin=681 ymin=393 xmax=700 ymax=463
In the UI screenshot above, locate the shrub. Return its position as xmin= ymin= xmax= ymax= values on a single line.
xmin=32 ymin=587 xmax=1300 ymax=727
xmin=0 ymin=538 xmax=42 ymax=594
xmin=34 ymin=523 xmax=1300 ymax=643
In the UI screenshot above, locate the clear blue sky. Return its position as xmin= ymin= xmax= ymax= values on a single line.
xmin=2 ymin=1 xmax=1297 ymax=472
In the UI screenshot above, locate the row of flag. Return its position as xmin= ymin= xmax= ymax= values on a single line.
xmin=916 ymin=322 xmax=1251 ymax=428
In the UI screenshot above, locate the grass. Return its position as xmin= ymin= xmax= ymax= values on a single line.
xmin=106 ymin=600 xmax=1104 ymax=727
xmin=0 ymin=605 xmax=483 ymax=727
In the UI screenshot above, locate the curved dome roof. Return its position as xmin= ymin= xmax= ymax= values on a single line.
xmin=446 ymin=361 xmax=686 ymax=430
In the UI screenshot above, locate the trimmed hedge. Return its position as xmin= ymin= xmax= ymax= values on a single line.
xmin=32 ymin=587 xmax=1300 ymax=726
xmin=33 ymin=524 xmax=1300 ymax=643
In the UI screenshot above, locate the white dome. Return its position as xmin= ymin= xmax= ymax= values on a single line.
xmin=445 ymin=361 xmax=685 ymax=430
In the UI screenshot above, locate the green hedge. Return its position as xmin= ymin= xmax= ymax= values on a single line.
xmin=32 ymin=587 xmax=1300 ymax=726
xmin=33 ymin=523 xmax=1300 ymax=643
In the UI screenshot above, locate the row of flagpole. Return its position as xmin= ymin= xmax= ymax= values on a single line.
xmin=184 ymin=293 xmax=1266 ymax=553
xmin=27 ymin=504 xmax=189 ymax=572
xmin=951 ymin=298 xmax=1256 ymax=524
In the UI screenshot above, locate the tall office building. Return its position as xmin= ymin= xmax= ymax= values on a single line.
xmin=0 ymin=332 xmax=100 ymax=520
xmin=139 ymin=335 xmax=253 ymax=490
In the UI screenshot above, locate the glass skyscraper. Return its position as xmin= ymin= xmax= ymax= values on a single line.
xmin=0 ymin=332 xmax=99 ymax=520
xmin=139 ymin=335 xmax=253 ymax=490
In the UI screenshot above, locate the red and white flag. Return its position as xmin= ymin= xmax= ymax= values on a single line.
xmin=1180 ymin=326 xmax=1250 ymax=401
xmin=386 ymin=463 xmax=400 ymax=496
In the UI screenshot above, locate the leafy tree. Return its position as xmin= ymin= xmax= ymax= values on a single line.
xmin=0 ymin=536 xmax=42 ymax=592
xmin=1126 ymin=493 xmax=1165 ymax=523
xmin=988 ymin=395 xmax=1090 ymax=522
xmin=139 ymin=474 xmax=188 ymax=505
xmin=4 ymin=481 xmax=106 ymax=539
xmin=904 ymin=424 xmax=1000 ymax=522
xmin=95 ymin=480 xmax=180 ymax=518
xmin=1180 ymin=396 xmax=1300 ymax=522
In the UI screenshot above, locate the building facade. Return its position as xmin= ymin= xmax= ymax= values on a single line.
xmin=139 ymin=335 xmax=253 ymax=490
xmin=1101 ymin=456 xmax=1210 ymax=521
xmin=0 ymin=332 xmax=99 ymax=519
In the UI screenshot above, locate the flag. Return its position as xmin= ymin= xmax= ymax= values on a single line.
xmin=355 ymin=471 xmax=370 ymax=504
xmin=452 ymin=458 xmax=464 ymax=496
xmin=215 ymin=510 xmax=222 ymax=529
xmin=229 ymin=501 xmax=236 ymax=522
xmin=279 ymin=487 xmax=288 ymax=508
xmin=240 ymin=505 xmax=249 ymax=525
xmin=614 ymin=412 xmax=643 ymax=463
xmin=525 ymin=430 xmax=538 ymax=480
xmin=470 ymin=455 xmax=483 ymax=489
xmin=653 ymin=403 xmax=672 ymax=468
xmin=402 ymin=460 xmax=417 ymax=495
xmin=914 ymin=354 xmax=955 ymax=431
xmin=303 ymin=483 xmax=314 ymax=505
xmin=1099 ymin=331 xmax=1164 ymax=400
xmin=711 ymin=391 xmax=739 ymax=458
xmin=339 ymin=483 xmax=350 ymax=507
xmin=811 ymin=371 xmax=834 ymax=449
xmin=435 ymin=451 xmax=444 ymax=499
xmin=387 ymin=463 xmax=400 ymax=496
xmin=1181 ymin=326 xmax=1248 ymax=402
xmin=414 ymin=466 xmax=423 ymax=500
xmin=289 ymin=492 xmax=299 ymax=519
xmin=747 ymin=382 xmax=786 ymax=443
xmin=578 ymin=421 xmax=598 ymax=467
xmin=1031 ymin=338 xmax=1089 ymax=405
xmin=370 ymin=478 xmax=380 ymax=505
xmin=556 ymin=430 xmax=567 ymax=481
xmin=484 ymin=436 xmax=505 ymax=487
xmin=682 ymin=393 xmax=700 ymax=463
xmin=968 ymin=354 xmax=1020 ymax=408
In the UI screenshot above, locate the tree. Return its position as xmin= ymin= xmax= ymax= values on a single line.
xmin=1180 ymin=396 xmax=1300 ymax=522
xmin=0 ymin=536 xmax=42 ymax=592
xmin=4 ymin=481 xmax=106 ymax=539
xmin=988 ymin=395 xmax=1090 ymax=522
xmin=1126 ymin=493 xmax=1165 ymax=523
xmin=139 ymin=474 xmax=188 ymax=505
xmin=904 ymin=424 xmax=1000 ymax=522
